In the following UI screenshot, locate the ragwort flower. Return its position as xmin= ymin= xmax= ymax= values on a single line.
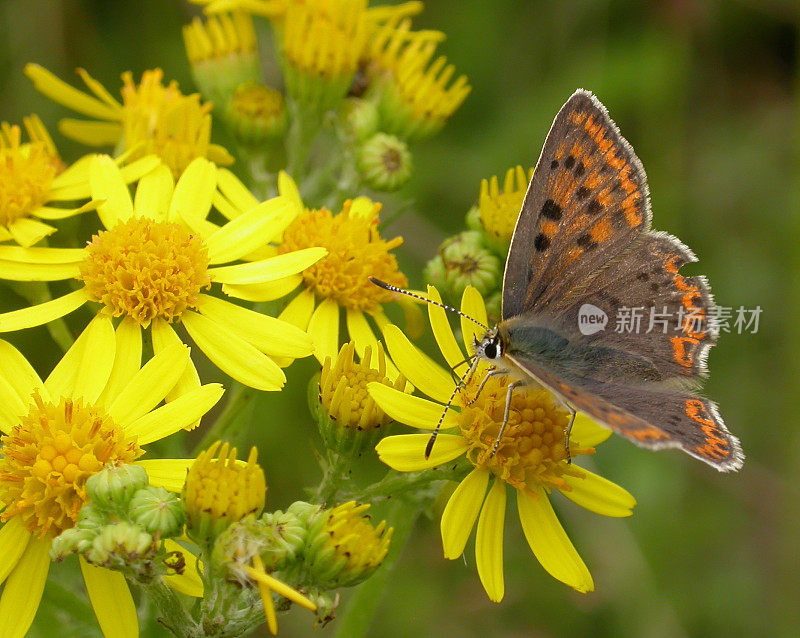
xmin=25 ymin=65 xmax=234 ymax=177
xmin=369 ymin=286 xmax=636 ymax=601
xmin=0 ymin=156 xmax=326 ymax=393
xmin=0 ymin=318 xmax=219 ymax=637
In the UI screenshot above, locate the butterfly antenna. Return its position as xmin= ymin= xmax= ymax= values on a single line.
xmin=369 ymin=277 xmax=488 ymax=331
xmin=425 ymin=356 xmax=480 ymax=459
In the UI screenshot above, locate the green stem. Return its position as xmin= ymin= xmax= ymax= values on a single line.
xmin=342 ymin=462 xmax=470 ymax=502
xmin=332 ymin=498 xmax=422 ymax=638
xmin=146 ymin=579 xmax=199 ymax=637
xmin=192 ymin=383 xmax=257 ymax=455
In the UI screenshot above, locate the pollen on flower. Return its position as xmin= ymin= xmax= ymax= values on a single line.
xmin=279 ymin=200 xmax=407 ymax=312
xmin=0 ymin=122 xmax=59 ymax=226
xmin=458 ymin=372 xmax=594 ymax=491
xmin=79 ymin=218 xmax=211 ymax=326
xmin=0 ymin=393 xmax=142 ymax=537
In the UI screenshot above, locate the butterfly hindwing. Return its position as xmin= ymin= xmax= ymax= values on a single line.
xmin=503 ymin=352 xmax=743 ymax=472
xmin=503 ymin=89 xmax=650 ymax=319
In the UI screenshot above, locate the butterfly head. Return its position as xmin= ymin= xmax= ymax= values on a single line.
xmin=475 ymin=327 xmax=504 ymax=363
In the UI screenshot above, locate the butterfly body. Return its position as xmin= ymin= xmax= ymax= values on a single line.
xmin=474 ymin=89 xmax=743 ymax=472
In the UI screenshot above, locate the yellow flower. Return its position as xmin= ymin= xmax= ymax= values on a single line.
xmin=478 ymin=165 xmax=534 ymax=246
xmin=0 ymin=116 xmax=105 ymax=247
xmin=367 ymin=17 xmax=470 ymax=139
xmin=368 ymin=286 xmax=636 ymax=602
xmin=24 ymin=65 xmax=234 ymax=177
xmin=184 ymin=441 xmax=266 ymax=544
xmin=276 ymin=188 xmax=418 ymax=366
xmin=0 ymin=319 xmax=218 ymax=637
xmin=0 ymin=157 xmax=326 ymax=393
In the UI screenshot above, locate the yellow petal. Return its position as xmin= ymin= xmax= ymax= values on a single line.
xmin=570 ymin=414 xmax=612 ymax=448
xmin=307 ymin=297 xmax=339 ymax=364
xmin=168 ymin=157 xmax=216 ymax=225
xmin=382 ymin=324 xmax=452 ymax=403
xmin=222 ymin=274 xmax=302 ymax=302
xmin=125 ymin=383 xmax=225 ymax=445
xmin=118 ymin=155 xmax=162 ymax=184
xmin=560 ymin=468 xmax=636 ymax=517
xmin=0 ymin=245 xmax=86 ymax=263
xmin=162 ymin=539 xmax=203 ymax=597
xmin=278 ymin=287 xmax=315 ymax=330
xmin=182 ymin=310 xmax=286 ymax=390
xmin=96 ymin=317 xmax=142 ymax=408
xmin=215 ymin=168 xmax=258 ymax=216
xmin=208 ymin=248 xmax=327 ymax=285
xmin=7 ymin=218 xmax=55 ymax=247
xmin=80 ymin=558 xmax=138 ymax=638
xmin=426 ymin=285 xmax=467 ymax=374
xmin=133 ymin=163 xmax=174 ymax=222
xmin=0 ymin=376 xmax=28 ymax=434
xmin=0 ymin=259 xmax=81 ymax=281
xmin=49 ymin=154 xmax=95 ymax=190
xmin=0 ymin=287 xmax=89 ymax=333
xmin=107 ymin=344 xmax=189 ymax=426
xmin=32 ymin=201 xmax=100 ymax=220
xmin=517 ymin=486 xmax=594 ymax=593
xmin=367 ymin=382 xmax=458 ymax=431
xmin=0 ymin=339 xmax=45 ymax=409
xmin=138 ymin=459 xmax=193 ymax=492
xmin=91 ymin=154 xmax=134 ymax=229
xmin=75 ymin=68 xmax=122 ymax=108
xmin=375 ymin=433 xmax=467 ymax=471
xmin=151 ymin=319 xmax=201 ymax=428
xmin=24 ymin=63 xmax=120 ymax=121
xmin=440 ymin=468 xmax=489 ymax=559
xmin=277 ymin=170 xmax=303 ymax=216
xmin=196 ymin=295 xmax=313 ymax=359
xmin=346 ymin=308 xmax=401 ymax=380
xmin=0 ymin=517 xmax=31 ymax=585
xmin=45 ymin=315 xmax=115 ymax=403
xmin=0 ymin=535 xmax=50 ymax=638
xmin=59 ymin=119 xmax=122 ymax=146
xmin=205 ymin=198 xmax=295 ymax=264
xmin=475 ymin=478 xmax=506 ymax=602
xmin=460 ymin=286 xmax=488 ymax=356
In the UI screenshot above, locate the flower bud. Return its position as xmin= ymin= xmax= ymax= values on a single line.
xmin=304 ymin=501 xmax=392 ymax=588
xmin=224 ymin=82 xmax=288 ymax=146
xmin=341 ymin=98 xmax=379 ymax=141
xmin=86 ymin=463 xmax=148 ymax=510
xmin=356 ymin=132 xmax=412 ymax=192
xmin=128 ymin=486 xmax=185 ymax=537
xmin=86 ymin=522 xmax=154 ymax=566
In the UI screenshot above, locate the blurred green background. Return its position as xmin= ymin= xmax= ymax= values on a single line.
xmin=0 ymin=0 xmax=797 ymax=636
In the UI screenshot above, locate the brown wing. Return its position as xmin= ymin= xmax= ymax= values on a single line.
xmin=503 ymin=89 xmax=650 ymax=319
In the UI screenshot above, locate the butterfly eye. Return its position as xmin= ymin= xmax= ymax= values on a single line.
xmin=484 ymin=341 xmax=498 ymax=359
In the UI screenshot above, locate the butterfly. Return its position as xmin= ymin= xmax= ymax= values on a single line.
xmin=377 ymin=89 xmax=744 ymax=472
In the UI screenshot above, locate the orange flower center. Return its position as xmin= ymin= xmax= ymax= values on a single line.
xmin=0 ymin=394 xmax=142 ymax=537
xmin=278 ymin=200 xmax=407 ymax=312
xmin=457 ymin=372 xmax=594 ymax=491
xmin=79 ymin=218 xmax=211 ymax=326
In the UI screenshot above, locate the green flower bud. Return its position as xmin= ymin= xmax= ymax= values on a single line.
xmin=341 ymin=98 xmax=379 ymax=141
xmin=465 ymin=204 xmax=482 ymax=232
xmin=439 ymin=231 xmax=502 ymax=299
xmin=50 ymin=527 xmax=95 ymax=561
xmin=211 ymin=516 xmax=268 ymax=583
xmin=224 ymin=82 xmax=288 ymax=146
xmin=356 ymin=133 xmax=412 ymax=192
xmin=128 ymin=486 xmax=185 ymax=537
xmin=304 ymin=501 xmax=392 ymax=589
xmin=86 ymin=522 xmax=154 ymax=566
xmin=423 ymin=254 xmax=447 ymax=292
xmin=259 ymin=509 xmax=307 ymax=571
xmin=86 ymin=464 xmax=148 ymax=510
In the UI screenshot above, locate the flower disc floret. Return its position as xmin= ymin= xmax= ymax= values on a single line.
xmin=79 ymin=218 xmax=212 ymax=326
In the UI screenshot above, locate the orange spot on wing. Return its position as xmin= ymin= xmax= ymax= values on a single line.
xmin=540 ymin=220 xmax=559 ymax=237
xmin=590 ymin=218 xmax=613 ymax=243
xmin=664 ymin=255 xmax=682 ymax=274
xmin=584 ymin=172 xmax=603 ymax=190
xmin=670 ymin=336 xmax=698 ymax=369
xmin=570 ymin=110 xmax=587 ymax=127
xmin=629 ymin=424 xmax=671 ymax=441
xmin=686 ymin=399 xmax=729 ymax=460
xmin=674 ymin=274 xmax=699 ymax=293
xmin=621 ymin=193 xmax=642 ymax=227
xmin=607 ymin=153 xmax=626 ymax=170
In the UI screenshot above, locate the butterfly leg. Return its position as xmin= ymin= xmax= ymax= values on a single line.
xmin=465 ymin=366 xmax=504 ymax=406
xmin=564 ymin=406 xmax=576 ymax=464
xmin=489 ymin=379 xmax=524 ymax=458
